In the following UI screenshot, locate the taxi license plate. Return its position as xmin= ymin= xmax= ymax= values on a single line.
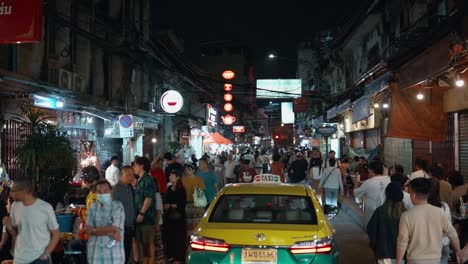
xmin=241 ymin=249 xmax=277 ymax=264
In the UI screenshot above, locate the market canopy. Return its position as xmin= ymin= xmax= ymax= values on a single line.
xmin=203 ymin=132 xmax=232 ymax=145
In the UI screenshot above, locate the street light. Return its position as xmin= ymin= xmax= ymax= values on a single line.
xmin=268 ymin=54 xmax=275 ymax=59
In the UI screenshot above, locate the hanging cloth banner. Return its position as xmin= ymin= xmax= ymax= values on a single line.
xmin=352 ymin=97 xmax=371 ymax=124
xmin=387 ymin=82 xmax=448 ymax=142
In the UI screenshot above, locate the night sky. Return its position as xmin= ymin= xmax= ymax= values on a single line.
xmin=154 ymin=1 xmax=367 ymax=78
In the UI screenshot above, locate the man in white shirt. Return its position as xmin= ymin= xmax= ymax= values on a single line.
xmin=105 ymin=156 xmax=120 ymax=186
xmin=409 ymin=157 xmax=429 ymax=180
xmin=224 ymin=154 xmax=236 ymax=184
xmin=354 ymin=160 xmax=391 ymax=221
xmin=4 ymin=177 xmax=60 ymax=264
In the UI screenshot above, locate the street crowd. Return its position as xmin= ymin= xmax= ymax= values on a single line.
xmin=1 ymin=146 xmax=468 ymax=264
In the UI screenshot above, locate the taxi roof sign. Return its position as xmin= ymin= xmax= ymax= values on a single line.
xmin=253 ymin=174 xmax=281 ymax=183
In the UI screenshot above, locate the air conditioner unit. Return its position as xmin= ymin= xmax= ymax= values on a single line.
xmin=73 ymin=73 xmax=87 ymax=93
xmin=58 ymin=69 xmax=72 ymax=90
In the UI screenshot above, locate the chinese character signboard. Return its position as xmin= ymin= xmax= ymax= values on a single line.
xmin=0 ymin=0 xmax=43 ymax=44
xmin=207 ymin=104 xmax=218 ymax=127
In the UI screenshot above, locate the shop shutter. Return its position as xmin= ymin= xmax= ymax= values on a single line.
xmin=459 ymin=112 xmax=468 ymax=178
xmin=352 ymin=131 xmax=364 ymax=148
xmin=432 ymin=113 xmax=454 ymax=176
xmin=384 ymin=137 xmax=412 ymax=175
xmin=365 ymin=129 xmax=380 ymax=150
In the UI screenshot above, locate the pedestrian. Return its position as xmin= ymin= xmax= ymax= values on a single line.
xmin=323 ymin=150 xmax=340 ymax=169
xmin=196 ymin=159 xmax=219 ymax=204
xmin=133 ymin=156 xmax=158 ymax=264
xmin=271 ymin=153 xmax=285 ymax=182
xmin=214 ymin=156 xmax=225 ymax=187
xmin=163 ymin=152 xmax=183 ymax=181
xmin=354 ymin=160 xmax=391 ymax=221
xmin=163 ymin=169 xmax=187 ymax=264
xmin=224 ymin=154 xmax=237 ymax=184
xmin=150 ymin=158 xmax=167 ymax=198
xmin=427 ymin=177 xmax=452 ymax=264
xmin=448 ymin=170 xmax=468 ymax=210
xmin=408 ymin=157 xmax=429 ymax=180
xmin=238 ymin=159 xmax=257 ymax=183
xmin=4 ymin=177 xmax=60 ymax=264
xmin=340 ymin=158 xmax=353 ymax=197
xmin=0 ymin=197 xmax=14 ymax=263
xmin=260 ymin=149 xmax=271 ymax=173
xmin=367 ymin=182 xmax=405 ymax=264
xmin=85 ymin=179 xmax=125 ymax=263
xmin=430 ymin=165 xmax=453 ymax=208
xmin=288 ymin=152 xmax=309 ymax=184
xmin=391 ymin=172 xmax=414 ymax=210
xmin=396 ymin=178 xmax=462 ymax=264
xmin=319 ymin=158 xmax=344 ymax=207
xmin=105 ymin=156 xmax=120 ymax=186
xmin=182 ymin=164 xmax=206 ymax=235
xmin=112 ymin=166 xmax=136 ymax=263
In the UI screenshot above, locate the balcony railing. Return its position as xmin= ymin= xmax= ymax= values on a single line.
xmin=383 ymin=14 xmax=450 ymax=64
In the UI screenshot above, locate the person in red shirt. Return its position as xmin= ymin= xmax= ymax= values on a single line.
xmin=238 ymin=159 xmax=257 ymax=183
xmin=150 ymin=158 xmax=167 ymax=195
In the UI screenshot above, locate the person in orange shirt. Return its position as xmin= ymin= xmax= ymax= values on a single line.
xmin=271 ymin=153 xmax=285 ymax=182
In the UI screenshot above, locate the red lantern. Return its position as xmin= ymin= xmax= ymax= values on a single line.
xmin=224 ymin=103 xmax=233 ymax=112
xmin=224 ymin=83 xmax=233 ymax=91
xmin=224 ymin=93 xmax=233 ymax=102
xmin=222 ymin=70 xmax=235 ymax=80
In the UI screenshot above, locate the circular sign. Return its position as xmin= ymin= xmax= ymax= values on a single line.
xmin=160 ymin=90 xmax=183 ymax=113
xmin=119 ymin=115 xmax=133 ymax=128
xmin=222 ymin=70 xmax=235 ymax=80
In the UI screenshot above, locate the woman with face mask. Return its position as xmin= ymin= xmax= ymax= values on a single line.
xmin=85 ymin=180 xmax=125 ymax=263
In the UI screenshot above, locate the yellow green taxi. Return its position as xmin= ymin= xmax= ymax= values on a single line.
xmin=188 ymin=174 xmax=339 ymax=264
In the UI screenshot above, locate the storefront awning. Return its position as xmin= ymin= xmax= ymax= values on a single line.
xmin=387 ymin=82 xmax=448 ymax=141
xmin=203 ymin=132 xmax=232 ymax=145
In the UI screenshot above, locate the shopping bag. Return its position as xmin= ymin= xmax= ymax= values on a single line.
xmin=193 ymin=187 xmax=208 ymax=208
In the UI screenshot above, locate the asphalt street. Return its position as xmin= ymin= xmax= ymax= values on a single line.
xmin=330 ymin=210 xmax=376 ymax=264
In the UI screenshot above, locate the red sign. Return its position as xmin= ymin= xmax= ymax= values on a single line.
xmin=293 ymin=97 xmax=309 ymax=113
xmin=233 ymin=126 xmax=245 ymax=133
xmin=0 ymin=0 xmax=43 ymax=44
xmin=222 ymin=70 xmax=235 ymax=80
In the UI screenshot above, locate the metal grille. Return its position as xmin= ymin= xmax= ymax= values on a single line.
xmin=412 ymin=113 xmax=455 ymax=176
xmin=1 ymin=120 xmax=29 ymax=179
xmin=365 ymin=129 xmax=380 ymax=150
xmin=459 ymin=112 xmax=468 ymax=178
xmin=384 ymin=137 xmax=412 ymax=175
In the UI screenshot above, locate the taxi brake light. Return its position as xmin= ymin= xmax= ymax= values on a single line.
xmin=190 ymin=234 xmax=230 ymax=253
xmin=289 ymin=238 xmax=333 ymax=255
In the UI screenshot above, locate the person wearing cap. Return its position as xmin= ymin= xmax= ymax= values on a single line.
xmin=367 ymin=182 xmax=405 ymax=264
xmin=288 ymin=152 xmax=309 ymax=184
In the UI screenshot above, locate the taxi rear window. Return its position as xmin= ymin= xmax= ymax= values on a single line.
xmin=209 ymin=194 xmax=317 ymax=225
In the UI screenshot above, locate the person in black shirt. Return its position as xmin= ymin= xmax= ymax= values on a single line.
xmin=163 ymin=152 xmax=183 ymax=181
xmin=288 ymin=152 xmax=309 ymax=183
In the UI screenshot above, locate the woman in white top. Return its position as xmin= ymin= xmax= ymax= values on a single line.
xmin=409 ymin=157 xmax=430 ymax=180
xmin=319 ymin=158 xmax=344 ymax=207
xmin=428 ymin=177 xmax=452 ymax=264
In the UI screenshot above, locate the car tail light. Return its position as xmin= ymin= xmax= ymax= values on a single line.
xmin=190 ymin=234 xmax=230 ymax=253
xmin=289 ymin=237 xmax=333 ymax=254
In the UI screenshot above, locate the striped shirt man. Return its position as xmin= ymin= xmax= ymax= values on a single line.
xmin=86 ymin=200 xmax=125 ymax=264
